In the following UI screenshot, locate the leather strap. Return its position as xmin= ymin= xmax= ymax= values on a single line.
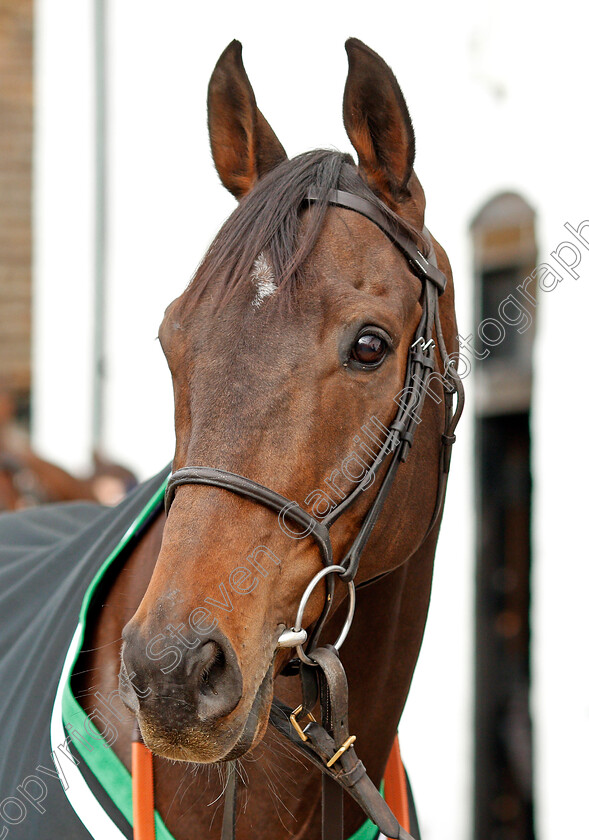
xmin=269 ymin=647 xmax=413 ymax=840
xmin=221 ymin=763 xmax=238 ymax=840
xmin=270 ymin=701 xmax=408 ymax=838
xmin=312 ymin=647 xmax=349 ymax=752
xmin=305 ymin=189 xmax=447 ymax=293
xmin=165 ymin=466 xmax=331 ymax=565
xmin=300 ymin=660 xmax=320 ymax=717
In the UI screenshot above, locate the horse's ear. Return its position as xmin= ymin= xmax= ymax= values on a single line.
xmin=343 ymin=38 xmax=416 ymax=206
xmin=207 ymin=40 xmax=287 ymax=200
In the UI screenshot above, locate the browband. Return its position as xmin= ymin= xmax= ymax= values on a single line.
xmin=305 ymin=187 xmax=447 ymax=292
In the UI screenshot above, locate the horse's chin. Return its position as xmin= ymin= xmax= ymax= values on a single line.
xmin=137 ymin=662 xmax=274 ymax=764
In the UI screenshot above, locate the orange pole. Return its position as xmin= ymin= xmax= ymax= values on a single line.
xmin=383 ymin=734 xmax=411 ymax=838
xmin=132 ymin=726 xmax=156 ymax=840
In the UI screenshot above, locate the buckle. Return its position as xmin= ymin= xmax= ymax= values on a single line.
xmin=289 ymin=705 xmax=316 ymax=742
xmin=410 ymin=251 xmax=430 ymax=276
xmin=326 ymin=734 xmax=357 ymax=768
xmin=411 ymin=337 xmax=435 ymax=352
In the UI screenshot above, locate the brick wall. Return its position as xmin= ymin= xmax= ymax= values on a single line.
xmin=0 ymin=0 xmax=33 ymax=417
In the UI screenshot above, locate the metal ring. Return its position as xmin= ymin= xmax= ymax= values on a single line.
xmin=292 ymin=565 xmax=356 ymax=666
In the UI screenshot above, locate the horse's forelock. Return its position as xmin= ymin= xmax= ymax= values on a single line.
xmin=187 ymin=149 xmax=426 ymax=314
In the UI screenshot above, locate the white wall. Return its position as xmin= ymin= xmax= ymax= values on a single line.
xmin=532 ymin=214 xmax=589 ymax=838
xmin=33 ymin=2 xmax=589 ymax=839
xmin=33 ymin=0 xmax=96 ymax=472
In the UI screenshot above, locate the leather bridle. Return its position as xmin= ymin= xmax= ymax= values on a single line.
xmin=163 ymin=188 xmax=464 ymax=840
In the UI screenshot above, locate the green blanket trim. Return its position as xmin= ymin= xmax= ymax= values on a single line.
xmin=61 ymin=476 xmax=381 ymax=840
xmin=62 ymin=477 xmax=174 ymax=839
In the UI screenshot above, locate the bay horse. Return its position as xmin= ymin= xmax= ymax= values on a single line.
xmin=0 ymin=446 xmax=137 ymax=511
xmin=67 ymin=38 xmax=461 ymax=840
xmin=0 ymin=386 xmax=137 ymax=510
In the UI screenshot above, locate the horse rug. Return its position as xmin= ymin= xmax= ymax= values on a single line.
xmin=0 ymin=466 xmax=394 ymax=840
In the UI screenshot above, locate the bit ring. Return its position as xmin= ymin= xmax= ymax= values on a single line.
xmin=292 ymin=565 xmax=355 ymax=665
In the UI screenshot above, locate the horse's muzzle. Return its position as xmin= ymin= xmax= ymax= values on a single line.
xmin=119 ymin=620 xmax=243 ymax=753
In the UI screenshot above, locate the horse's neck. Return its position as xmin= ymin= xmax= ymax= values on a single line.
xmin=76 ymin=511 xmax=436 ymax=839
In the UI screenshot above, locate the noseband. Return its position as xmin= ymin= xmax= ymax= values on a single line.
xmin=162 ymin=188 xmax=464 ymax=840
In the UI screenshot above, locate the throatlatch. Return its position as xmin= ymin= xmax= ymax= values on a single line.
xmin=157 ymin=187 xmax=464 ymax=840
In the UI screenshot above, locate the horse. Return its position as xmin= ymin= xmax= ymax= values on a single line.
xmin=0 ymin=38 xmax=462 ymax=840
xmin=0 ymin=446 xmax=137 ymax=511
xmin=0 ymin=390 xmax=137 ymax=510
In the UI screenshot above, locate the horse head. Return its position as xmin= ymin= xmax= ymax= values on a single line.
xmin=119 ymin=38 xmax=459 ymax=765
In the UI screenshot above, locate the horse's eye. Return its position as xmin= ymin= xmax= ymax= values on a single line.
xmin=350 ymin=332 xmax=389 ymax=367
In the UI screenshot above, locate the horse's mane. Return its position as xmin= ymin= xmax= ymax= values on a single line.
xmin=191 ymin=149 xmax=426 ymax=310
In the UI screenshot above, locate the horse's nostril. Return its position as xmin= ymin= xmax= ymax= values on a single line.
xmin=199 ymin=645 xmax=226 ymax=696
xmin=191 ymin=639 xmax=218 ymax=680
xmin=119 ymin=624 xmax=243 ymax=725
xmin=191 ymin=635 xmax=241 ymax=721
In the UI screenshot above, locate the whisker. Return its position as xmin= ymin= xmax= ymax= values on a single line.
xmin=163 ymin=764 xmax=192 ymax=822
xmin=80 ymin=636 xmax=124 ymax=653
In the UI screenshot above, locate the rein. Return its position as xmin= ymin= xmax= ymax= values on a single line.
xmin=140 ymin=189 xmax=464 ymax=840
